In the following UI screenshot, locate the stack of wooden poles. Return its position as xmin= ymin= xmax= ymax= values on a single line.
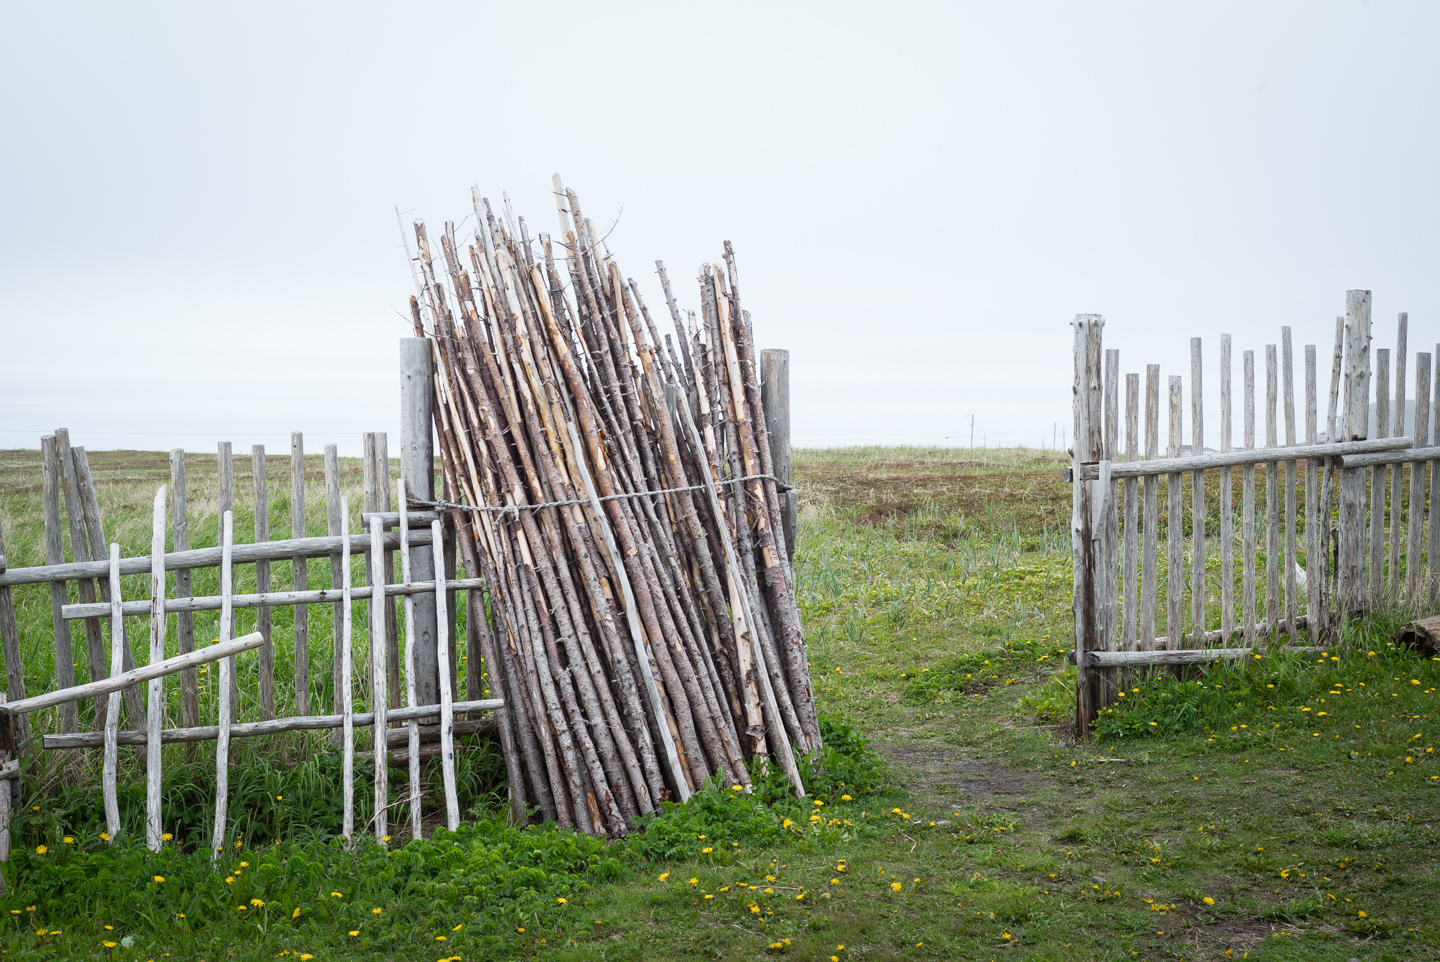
xmin=400 ymin=178 xmax=819 ymax=838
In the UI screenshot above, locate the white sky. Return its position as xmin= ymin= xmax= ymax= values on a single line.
xmin=3 ymin=1 xmax=1437 ymax=455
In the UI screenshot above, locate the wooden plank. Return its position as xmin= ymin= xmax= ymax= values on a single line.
xmin=1265 ymin=344 xmax=1279 ymax=635
xmin=341 ymin=495 xmax=354 ymax=840
xmin=41 ymin=435 xmax=78 ymax=734
xmin=1101 ymin=347 xmax=1119 ymax=706
xmin=1338 ymin=291 xmax=1373 ymax=611
xmin=102 ymin=544 xmax=122 ymax=841
xmin=1390 ymin=315 xmax=1408 ymax=590
xmin=146 ymin=485 xmax=166 ymax=852
xmin=253 ymin=445 xmax=274 ymax=720
xmin=326 ymin=445 xmax=344 ymax=713
xmin=55 ymin=430 xmax=108 ymax=728
xmin=1430 ymin=346 xmax=1440 ymax=594
xmin=432 ymin=519 xmax=459 ymax=830
xmin=376 ymin=433 xmax=400 ymax=710
xmin=1071 ymin=317 xmax=1098 ymax=731
xmin=761 ymin=349 xmax=796 ymax=561
xmin=1070 ymin=436 xmax=1410 ymax=480
xmin=401 ymin=339 xmax=440 ymax=708
xmin=1122 ymin=372 xmax=1140 ymax=650
xmin=1321 ymin=316 xmax=1345 ymax=635
xmin=211 ymin=511 xmax=235 ymax=862
xmin=368 ymin=516 xmax=389 ymax=843
xmin=0 ymin=519 xmax=28 ymax=748
xmin=1282 ymin=329 xmax=1298 ymax=638
xmin=1190 ymin=338 xmax=1205 ymax=645
xmin=362 ymin=435 xmax=378 ymax=717
xmin=1087 ymin=643 xmax=1322 ymax=668
xmin=0 ymin=694 xmax=9 ymax=864
xmin=44 ymin=698 xmax=502 ymax=749
xmin=1408 ymin=354 xmax=1430 ymax=597
xmin=1166 ymin=375 xmax=1183 ymax=648
xmin=1219 ymin=335 xmax=1234 ymax=644
xmin=1243 ymin=351 xmax=1257 ymax=646
xmin=218 ymin=442 xmax=237 ymax=723
xmin=1140 ymin=365 xmax=1160 ymax=649
xmin=1305 ymin=345 xmax=1320 ymax=634
xmin=399 ymin=477 xmax=421 ymax=840
xmin=291 ymin=433 xmax=309 ymax=716
xmin=1371 ymin=349 xmax=1390 ymax=606
xmin=1339 ymin=446 xmax=1440 ymax=468
xmin=169 ymin=450 xmax=199 ymax=732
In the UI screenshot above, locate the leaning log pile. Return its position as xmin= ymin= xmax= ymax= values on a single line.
xmin=401 ymin=178 xmax=818 ymax=837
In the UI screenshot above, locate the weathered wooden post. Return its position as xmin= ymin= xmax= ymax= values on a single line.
xmin=1071 ymin=316 xmax=1105 ymax=737
xmin=400 ymin=338 xmax=440 ymax=706
xmin=1337 ymin=290 xmax=1372 ymax=615
xmin=761 ymin=349 xmax=796 ymax=563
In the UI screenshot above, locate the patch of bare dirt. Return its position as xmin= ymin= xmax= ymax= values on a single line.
xmin=878 ymin=742 xmax=1050 ymax=808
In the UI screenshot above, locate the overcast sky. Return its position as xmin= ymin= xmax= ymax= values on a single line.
xmin=3 ymin=1 xmax=1437 ymax=456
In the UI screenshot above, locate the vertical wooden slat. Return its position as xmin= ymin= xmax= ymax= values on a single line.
xmin=218 ymin=442 xmax=237 ymax=722
xmin=1166 ymin=375 xmax=1183 ymax=648
xmin=146 ymin=485 xmax=166 ymax=852
xmin=377 ymin=433 xmax=401 ymax=709
xmin=170 ymin=450 xmax=199 ymax=731
xmin=1243 ymin=351 xmax=1257 ymax=645
xmin=41 ymin=435 xmax=78 ymax=734
xmin=1305 ymin=345 xmax=1320 ymax=633
xmin=1408 ymin=353 xmax=1431 ymax=597
xmin=73 ymin=449 xmax=142 ymax=727
xmin=291 ymin=433 xmax=309 ymax=716
xmin=253 ymin=445 xmax=274 ymax=720
xmin=1282 ymin=329 xmax=1297 ymax=638
xmin=1338 ymin=291 xmax=1373 ymax=613
xmin=368 ymin=516 xmax=389 ymax=843
xmin=1140 ymin=365 xmax=1160 ymax=649
xmin=0 ymin=518 xmax=27 ymax=748
xmin=1219 ymin=335 xmax=1234 ymax=643
xmin=325 ymin=445 xmax=344 ymax=713
xmin=1190 ymin=338 xmax=1205 ymax=645
xmin=1390 ymin=315 xmax=1408 ymax=589
xmin=1371 ymin=349 xmax=1390 ymax=607
xmin=0 ymin=692 xmax=9 ymax=864
xmin=341 ymin=495 xmax=355 ymax=840
xmin=432 ymin=518 xmax=460 ymax=830
xmin=1122 ymin=373 xmax=1140 ymax=650
xmin=55 ymin=430 xmax=108 ymax=728
xmin=1070 ymin=316 xmax=1101 ymax=734
xmin=211 ymin=511 xmax=234 ymax=861
xmin=103 ymin=543 xmax=123 ymax=841
xmin=1430 ymin=347 xmax=1440 ymax=594
xmin=1100 ymin=348 xmax=1119 ymax=705
xmin=399 ymin=477 xmax=422 ymax=840
xmin=1264 ymin=345 xmax=1279 ymax=635
xmin=1320 ymin=316 xmax=1346 ymax=632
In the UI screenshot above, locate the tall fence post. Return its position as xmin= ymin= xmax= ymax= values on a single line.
xmin=1071 ymin=315 xmax=1104 ymax=738
xmin=400 ymin=338 xmax=440 ymax=706
xmin=760 ymin=349 xmax=796 ymax=564
xmin=1338 ymin=290 xmax=1372 ymax=615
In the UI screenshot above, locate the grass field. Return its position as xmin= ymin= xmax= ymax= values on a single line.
xmin=0 ymin=445 xmax=1438 ymax=960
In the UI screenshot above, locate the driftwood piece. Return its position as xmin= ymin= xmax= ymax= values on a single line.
xmin=1394 ymin=616 xmax=1440 ymax=657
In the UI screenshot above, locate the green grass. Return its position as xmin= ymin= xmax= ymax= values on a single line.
xmin=2 ymin=445 xmax=1439 ymax=959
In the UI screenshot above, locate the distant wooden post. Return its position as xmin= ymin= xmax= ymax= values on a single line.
xmin=1337 ymin=290 xmax=1372 ymax=614
xmin=40 ymin=435 xmax=78 ymax=734
xmin=401 ymin=338 xmax=440 ymax=706
xmin=760 ymin=349 xmax=796 ymax=563
xmin=170 ymin=449 xmax=199 ymax=733
xmin=1071 ymin=315 xmax=1105 ymax=738
xmin=218 ymin=442 xmax=238 ymax=722
xmin=253 ymin=445 xmax=274 ymax=720
xmin=290 ymin=433 xmax=309 ymax=716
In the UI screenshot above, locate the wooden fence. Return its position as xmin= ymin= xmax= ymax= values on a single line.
xmin=1070 ymin=290 xmax=1439 ymax=734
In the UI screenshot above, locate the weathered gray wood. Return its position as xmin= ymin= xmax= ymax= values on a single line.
xmin=1430 ymin=347 xmax=1440 ymax=594
xmin=1166 ymin=375 xmax=1183 ymax=648
xmin=401 ymin=339 xmax=440 ymax=708
xmin=1320 ymin=317 xmax=1345 ymax=635
xmin=1072 ymin=318 xmax=1098 ymax=730
xmin=1408 ymin=354 xmax=1430 ymax=597
xmin=55 ymin=430 xmax=108 ymax=728
xmin=431 ymin=519 xmax=459 ymax=830
xmin=1338 ymin=291 xmax=1373 ymax=611
xmin=1242 ymin=351 xmax=1257 ymax=645
xmin=1122 ymin=372 xmax=1140 ymax=650
xmin=326 ymin=444 xmax=344 ymax=714
xmin=399 ymin=477 xmax=421 ymax=840
xmin=1190 ymin=338 xmax=1205 ymax=646
xmin=761 ymin=348 xmax=796 ymax=562
xmin=44 ymin=698 xmax=503 ymax=749
xmin=368 ymin=515 xmax=389 ymax=842
xmin=1371 ymin=349 xmax=1390 ymax=606
xmin=341 ymin=495 xmax=354 ymax=840
xmin=169 ymin=449 xmax=198 ymax=732
xmin=102 ymin=543 xmax=122 ymax=841
xmin=1265 ymin=344 xmax=1279 ymax=635
xmin=1219 ymin=335 xmax=1234 ymax=643
xmin=0 ymin=518 xmax=26 ymax=747
xmin=1338 ymin=446 xmax=1440 ymax=468
xmin=1070 ymin=436 xmax=1410 ymax=480
xmin=1304 ymin=345 xmax=1320 ymax=633
xmin=41 ymin=435 xmax=78 ymax=734
xmin=290 ymin=432 xmax=309 ymax=716
xmin=146 ymin=486 xmax=166 ymax=852
xmin=253 ymin=445 xmax=274 ymax=720
xmin=1282 ymin=329 xmax=1298 ymax=638
xmin=1100 ymin=347 xmax=1119 ymax=705
xmin=376 ymin=433 xmax=400 ymax=710
xmin=211 ymin=511 xmax=235 ymax=862
xmin=1140 ymin=365 xmax=1160 ymax=649
xmin=1086 ymin=641 xmax=1321 ymax=667
xmin=218 ymin=442 xmax=237 ymax=723
xmin=1390 ymin=316 xmax=1408 ymax=590
xmin=0 ymin=694 xmax=9 ymax=864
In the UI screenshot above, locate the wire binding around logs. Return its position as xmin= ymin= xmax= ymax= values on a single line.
xmin=420 ymin=472 xmax=787 ymax=516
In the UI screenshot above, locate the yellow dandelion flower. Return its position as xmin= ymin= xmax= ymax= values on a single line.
xmin=658 ymin=873 xmax=670 ymax=881
xmin=35 ymin=845 xmax=47 ymax=855
xmin=1203 ymin=896 xmax=1215 ymax=905
xmin=250 ymin=898 xmax=264 ymax=907
xmin=63 ymin=836 xmax=74 ymax=844
xmin=435 ymin=935 xmax=447 ymax=941
xmin=891 ymin=882 xmax=903 ymax=891
xmin=100 ymin=832 xmax=110 ymax=841
xmin=103 ymin=941 xmax=117 ymax=948
xmin=292 ymin=908 xmax=301 ymax=919
xmin=556 ymin=897 xmax=567 ymax=904
xmin=348 ymin=929 xmax=359 ymax=936
xmin=161 ymin=833 xmax=173 ymax=841
xmin=702 ymin=847 xmax=713 ymax=854
xmin=153 ymin=875 xmax=165 ymax=883
xmin=688 ymin=878 xmax=698 ymax=885
xmin=372 ymin=907 xmax=382 ymax=914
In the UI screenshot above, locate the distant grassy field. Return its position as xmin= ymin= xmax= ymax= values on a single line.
xmin=1 ymin=445 xmax=1438 ymax=961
